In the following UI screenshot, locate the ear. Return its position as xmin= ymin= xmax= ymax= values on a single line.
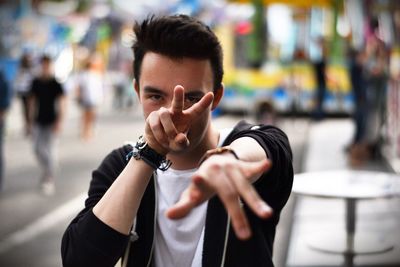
xmin=133 ymin=79 xmax=141 ymax=101
xmin=211 ymin=83 xmax=224 ymax=110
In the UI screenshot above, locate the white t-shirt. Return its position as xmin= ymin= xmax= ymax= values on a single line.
xmin=78 ymin=71 xmax=104 ymax=106
xmin=14 ymin=70 xmax=33 ymax=94
xmin=154 ymin=128 xmax=232 ymax=267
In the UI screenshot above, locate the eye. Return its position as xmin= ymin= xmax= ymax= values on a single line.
xmin=185 ymin=95 xmax=201 ymax=104
xmin=149 ymin=94 xmax=163 ymax=101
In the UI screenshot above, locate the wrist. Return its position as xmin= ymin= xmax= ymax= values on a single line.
xmin=128 ymin=135 xmax=172 ymax=171
xmin=199 ymin=146 xmax=239 ymax=166
xmin=146 ymin=140 xmax=168 ymax=156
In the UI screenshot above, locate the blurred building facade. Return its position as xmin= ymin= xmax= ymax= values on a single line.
xmin=0 ymin=0 xmax=399 ymax=170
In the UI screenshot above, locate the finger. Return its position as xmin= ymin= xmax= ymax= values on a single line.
xmin=223 ymin=193 xmax=251 ymax=240
xmin=228 ymin=167 xmax=273 ymax=219
xmin=184 ymin=92 xmax=214 ymax=117
xmin=159 ymin=107 xmax=178 ymax=140
xmin=191 ymin=174 xmax=214 ymax=201
xmin=146 ymin=112 xmax=168 ymax=147
xmin=174 ymin=132 xmax=189 ymax=148
xmin=241 ymin=159 xmax=272 ymax=182
xmin=213 ymin=174 xmax=252 ymax=240
xmin=144 ymin=124 xmax=167 ymax=154
xmin=171 ymin=85 xmax=185 ymax=114
xmin=192 ymin=170 xmax=253 ymax=240
xmin=168 ymin=134 xmax=189 ymax=152
xmin=167 ymin=175 xmax=211 ymax=219
xmin=166 ymin=189 xmax=197 ymax=219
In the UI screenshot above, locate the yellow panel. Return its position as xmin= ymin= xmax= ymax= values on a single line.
xmin=223 ymin=63 xmax=351 ymax=92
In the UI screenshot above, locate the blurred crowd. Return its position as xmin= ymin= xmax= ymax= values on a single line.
xmin=346 ymin=17 xmax=390 ymax=167
xmin=0 ymin=49 xmax=134 ymax=194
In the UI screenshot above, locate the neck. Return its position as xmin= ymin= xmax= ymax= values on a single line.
xmin=167 ymin=125 xmax=219 ymax=170
xmin=40 ymin=73 xmax=52 ymax=80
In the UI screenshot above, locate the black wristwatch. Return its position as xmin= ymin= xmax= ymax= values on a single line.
xmin=130 ymin=136 xmax=171 ymax=171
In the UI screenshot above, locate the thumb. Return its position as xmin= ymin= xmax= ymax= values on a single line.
xmin=165 ymin=190 xmax=196 ymax=219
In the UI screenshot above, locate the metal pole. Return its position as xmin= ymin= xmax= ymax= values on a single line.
xmin=344 ymin=198 xmax=356 ymax=267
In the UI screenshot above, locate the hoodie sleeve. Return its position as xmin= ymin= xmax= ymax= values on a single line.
xmin=61 ymin=145 xmax=132 ymax=267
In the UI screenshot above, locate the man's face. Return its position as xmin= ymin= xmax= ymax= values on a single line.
xmin=136 ymin=52 xmax=219 ymax=152
xmin=41 ymin=60 xmax=52 ymax=76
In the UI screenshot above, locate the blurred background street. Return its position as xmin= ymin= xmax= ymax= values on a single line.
xmin=1 ymin=0 xmax=400 ymax=266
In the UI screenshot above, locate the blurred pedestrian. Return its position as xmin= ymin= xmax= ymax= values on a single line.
xmin=363 ymin=17 xmax=389 ymax=157
xmin=62 ymin=14 xmax=293 ymax=267
xmin=112 ymin=75 xmax=134 ymax=111
xmin=0 ymin=70 xmax=13 ymax=191
xmin=255 ymin=100 xmax=277 ymax=125
xmin=312 ymin=37 xmax=328 ymax=120
xmin=28 ymin=55 xmax=66 ymax=195
xmin=349 ymin=48 xmax=367 ymax=144
xmin=347 ymin=47 xmax=369 ymax=166
xmin=14 ymin=53 xmax=34 ymax=136
xmin=75 ymin=53 xmax=104 ymax=141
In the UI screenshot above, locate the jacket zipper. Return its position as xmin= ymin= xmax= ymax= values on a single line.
xmin=220 ymin=216 xmax=230 ymax=267
xmin=146 ymin=172 xmax=158 ymax=267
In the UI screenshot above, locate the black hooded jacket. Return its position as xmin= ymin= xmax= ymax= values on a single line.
xmin=61 ymin=120 xmax=293 ymax=267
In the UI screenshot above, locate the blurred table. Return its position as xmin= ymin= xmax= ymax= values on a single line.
xmin=293 ymin=170 xmax=400 ymax=267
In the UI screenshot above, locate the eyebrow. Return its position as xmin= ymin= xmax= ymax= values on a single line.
xmin=143 ymin=86 xmax=166 ymax=96
xmin=143 ymin=86 xmax=205 ymax=97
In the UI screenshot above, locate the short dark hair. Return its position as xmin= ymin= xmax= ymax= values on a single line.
xmin=132 ymin=14 xmax=223 ymax=91
xmin=369 ymin=17 xmax=379 ymax=31
xmin=20 ymin=53 xmax=32 ymax=69
xmin=40 ymin=54 xmax=51 ymax=64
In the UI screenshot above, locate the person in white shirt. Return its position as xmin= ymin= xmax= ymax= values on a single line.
xmin=14 ymin=53 xmax=34 ymax=136
xmin=76 ymin=53 xmax=105 ymax=141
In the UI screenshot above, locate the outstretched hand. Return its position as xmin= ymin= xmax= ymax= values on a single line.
xmin=145 ymin=85 xmax=214 ymax=155
xmin=166 ymin=153 xmax=273 ymax=240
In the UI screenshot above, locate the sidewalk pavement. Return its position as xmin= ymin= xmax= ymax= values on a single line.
xmin=286 ymin=119 xmax=400 ymax=267
xmin=0 ymin=95 xmax=144 ymax=267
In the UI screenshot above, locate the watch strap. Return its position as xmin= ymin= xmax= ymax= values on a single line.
xmin=127 ymin=136 xmax=172 ymax=171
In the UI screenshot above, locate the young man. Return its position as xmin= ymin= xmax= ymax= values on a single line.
xmin=28 ymin=55 xmax=65 ymax=195
xmin=62 ymin=15 xmax=293 ymax=267
xmin=363 ymin=17 xmax=389 ymax=157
